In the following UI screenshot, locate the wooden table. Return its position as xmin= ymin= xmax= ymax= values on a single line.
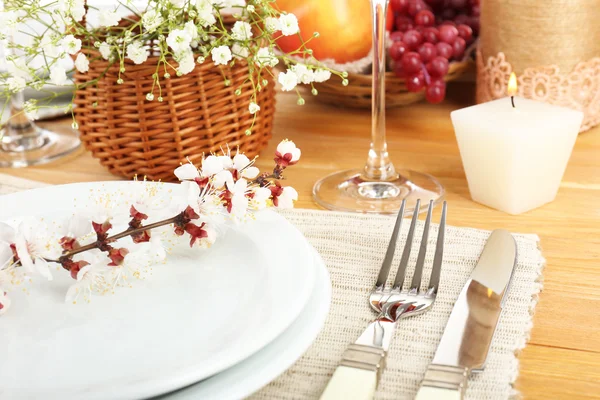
xmin=2 ymin=83 xmax=599 ymax=399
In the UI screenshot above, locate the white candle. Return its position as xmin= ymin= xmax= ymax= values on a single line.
xmin=451 ymin=96 xmax=583 ymax=215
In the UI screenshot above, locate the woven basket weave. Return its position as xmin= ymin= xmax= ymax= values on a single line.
xmin=74 ymin=51 xmax=275 ymax=182
xmin=313 ymin=61 xmax=471 ymax=108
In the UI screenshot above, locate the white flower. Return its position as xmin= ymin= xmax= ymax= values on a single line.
xmin=40 ymin=32 xmax=61 ymax=58
xmin=231 ymin=21 xmax=253 ymax=41
xmin=201 ymin=155 xmax=228 ymax=177
xmin=255 ymin=47 xmax=278 ymax=67
xmin=250 ymin=187 xmax=271 ymax=210
xmin=278 ymin=70 xmax=298 ymax=91
xmin=276 ymin=187 xmax=298 ymax=209
xmin=291 ymin=64 xmax=315 ymax=84
xmin=264 ymin=17 xmax=281 ymax=33
xmin=99 ymin=42 xmax=112 ymax=60
xmin=313 ymin=68 xmax=332 ymax=83
xmin=0 ymin=290 xmax=10 ymax=315
xmin=172 ymin=180 xmax=202 ymax=215
xmin=99 ymin=9 xmax=121 ymax=27
xmin=58 ymin=214 xmax=92 ymax=239
xmin=233 ymin=153 xmax=259 ymax=178
xmin=74 ymin=53 xmax=89 ymax=73
xmin=184 ymin=20 xmax=199 ymax=41
xmin=0 ymin=10 xmax=19 ymax=27
xmin=59 ymin=0 xmax=86 ymax=22
xmin=106 ymin=246 xmax=158 ymax=287
xmin=211 ymin=45 xmax=232 ymax=66
xmin=126 ymin=41 xmax=149 ymax=65
xmin=188 ymin=221 xmax=217 ymax=249
xmin=248 ymin=102 xmax=260 ymax=115
xmin=276 ymin=139 xmax=301 ymax=163
xmin=61 ymin=34 xmax=82 ymax=55
xmin=7 ymin=76 xmax=26 ymax=93
xmin=0 ymin=220 xmax=61 ymax=281
xmin=279 ymin=13 xmax=299 ymax=36
xmin=166 ymin=28 xmax=193 ymax=53
xmin=141 ymin=9 xmax=163 ymax=33
xmin=232 ymin=43 xmax=249 ymax=59
xmin=246 ymin=4 xmax=255 ymax=12
xmin=65 ymin=258 xmax=109 ymax=304
xmin=176 ymin=50 xmax=196 ymax=74
xmin=50 ymin=66 xmax=69 ymax=86
xmin=196 ymin=0 xmax=217 ymax=27
xmin=170 ymin=0 xmax=187 ymax=7
xmin=226 ymin=179 xmax=249 ymax=218
xmin=175 ymin=162 xmax=200 ymax=181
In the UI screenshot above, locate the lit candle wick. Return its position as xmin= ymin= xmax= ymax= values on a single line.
xmin=507 ymin=72 xmax=518 ymax=109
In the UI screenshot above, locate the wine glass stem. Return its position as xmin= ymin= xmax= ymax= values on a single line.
xmin=364 ymin=0 xmax=396 ymax=181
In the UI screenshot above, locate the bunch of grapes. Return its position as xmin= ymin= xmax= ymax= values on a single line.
xmin=388 ymin=0 xmax=479 ymax=104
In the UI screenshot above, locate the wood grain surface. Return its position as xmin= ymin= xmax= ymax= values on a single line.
xmin=1 ymin=82 xmax=599 ymax=399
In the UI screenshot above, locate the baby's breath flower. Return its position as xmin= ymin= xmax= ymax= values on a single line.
xmin=71 ymin=121 xmax=79 ymax=129
xmin=297 ymin=97 xmax=305 ymax=105
xmin=211 ymin=46 xmax=232 ymax=66
xmin=146 ymin=93 xmax=154 ymax=101
xmin=311 ymin=88 xmax=318 ymax=95
xmin=164 ymin=73 xmax=171 ymax=79
xmin=248 ymin=102 xmax=260 ymax=114
xmin=117 ymin=78 xmax=124 ymax=84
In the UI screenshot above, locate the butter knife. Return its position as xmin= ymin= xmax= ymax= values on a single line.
xmin=415 ymin=229 xmax=517 ymax=400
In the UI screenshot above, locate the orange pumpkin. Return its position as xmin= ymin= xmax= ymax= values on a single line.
xmin=275 ymin=0 xmax=394 ymax=64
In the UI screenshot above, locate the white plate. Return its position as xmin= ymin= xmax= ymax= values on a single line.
xmin=0 ymin=182 xmax=315 ymax=400
xmin=160 ymin=247 xmax=331 ymax=400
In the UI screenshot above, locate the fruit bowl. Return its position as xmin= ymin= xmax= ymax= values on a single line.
xmin=312 ymin=59 xmax=472 ymax=109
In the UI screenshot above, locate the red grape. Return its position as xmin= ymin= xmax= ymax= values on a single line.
xmin=407 ymin=0 xmax=428 ymax=17
xmin=422 ymin=27 xmax=439 ymax=43
xmin=457 ymin=24 xmax=472 ymax=41
xmin=401 ymin=51 xmax=423 ymax=74
xmin=389 ymin=41 xmax=408 ymax=61
xmin=435 ymin=42 xmax=453 ymax=59
xmin=424 ymin=0 xmax=444 ymax=5
xmin=428 ymin=56 xmax=449 ymax=77
xmin=471 ymin=4 xmax=481 ymax=16
xmin=415 ymin=10 xmax=435 ymax=26
xmin=440 ymin=8 xmax=456 ymax=20
xmin=439 ymin=25 xmax=459 ymax=43
xmin=417 ymin=42 xmax=437 ymax=62
xmin=391 ymin=0 xmax=408 ymax=13
xmin=452 ymin=37 xmax=466 ymax=59
xmin=454 ymin=14 xmax=470 ymax=26
xmin=393 ymin=61 xmax=406 ymax=77
xmin=390 ymin=31 xmax=404 ymax=42
xmin=425 ymin=79 xmax=446 ymax=103
xmin=395 ymin=15 xmax=414 ymax=31
xmin=449 ymin=0 xmax=468 ymax=8
xmin=403 ymin=29 xmax=423 ymax=49
xmin=405 ymin=71 xmax=426 ymax=92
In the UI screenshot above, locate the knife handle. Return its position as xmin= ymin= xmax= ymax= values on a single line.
xmin=414 ymin=364 xmax=469 ymax=400
xmin=319 ymin=344 xmax=386 ymax=400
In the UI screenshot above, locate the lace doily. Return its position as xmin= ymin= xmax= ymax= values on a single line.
xmin=476 ymin=51 xmax=600 ymax=132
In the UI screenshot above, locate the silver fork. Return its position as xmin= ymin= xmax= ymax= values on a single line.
xmin=320 ymin=199 xmax=447 ymax=400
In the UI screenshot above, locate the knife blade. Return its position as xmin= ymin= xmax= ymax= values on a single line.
xmin=415 ymin=229 xmax=517 ymax=400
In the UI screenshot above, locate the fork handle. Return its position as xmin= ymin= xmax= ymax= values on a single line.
xmin=319 ymin=344 xmax=386 ymax=400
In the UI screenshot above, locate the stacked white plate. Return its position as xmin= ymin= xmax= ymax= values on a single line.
xmin=0 ymin=182 xmax=331 ymax=400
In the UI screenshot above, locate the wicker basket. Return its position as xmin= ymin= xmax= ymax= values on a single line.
xmin=74 ymin=18 xmax=275 ymax=183
xmin=313 ymin=61 xmax=472 ymax=108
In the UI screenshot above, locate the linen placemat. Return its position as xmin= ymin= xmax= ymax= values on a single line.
xmin=0 ymin=174 xmax=545 ymax=399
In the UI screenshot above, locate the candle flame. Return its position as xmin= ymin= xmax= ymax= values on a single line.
xmin=507 ymin=72 xmax=518 ymax=96
xmin=487 ymin=288 xmax=493 ymax=298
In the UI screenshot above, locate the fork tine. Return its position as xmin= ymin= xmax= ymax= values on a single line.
xmin=392 ymin=199 xmax=421 ymax=290
xmin=428 ymin=201 xmax=447 ymax=293
xmin=375 ymin=200 xmax=406 ymax=288
xmin=410 ymin=200 xmax=433 ymax=291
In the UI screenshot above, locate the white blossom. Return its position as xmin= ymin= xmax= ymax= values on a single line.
xmin=231 ymin=21 xmax=253 ymax=41
xmin=226 ymin=179 xmax=249 ymax=218
xmin=196 ymin=0 xmax=217 ymax=27
xmin=99 ymin=42 xmax=112 ymax=60
xmin=313 ymin=68 xmax=332 ymax=83
xmin=278 ymin=69 xmax=298 ymax=91
xmin=279 ymin=13 xmax=299 ymax=36
xmin=7 ymin=76 xmax=26 ymax=93
xmin=291 ymin=64 xmax=315 ymax=84
xmin=50 ymin=66 xmax=69 ymax=86
xmin=170 ymin=0 xmax=187 ymax=7
xmin=126 ymin=41 xmax=149 ymax=64
xmin=264 ymin=17 xmax=281 ymax=33
xmin=141 ymin=9 xmax=163 ymax=33
xmin=74 ymin=53 xmax=89 ymax=73
xmin=246 ymin=5 xmax=255 ymax=12
xmin=255 ymin=47 xmax=278 ymax=67
xmin=211 ymin=45 xmax=232 ymax=66
xmin=250 ymin=187 xmax=271 ymax=210
xmin=176 ymin=50 xmax=196 ymax=74
xmin=184 ymin=20 xmax=199 ymax=41
xmin=232 ymin=43 xmax=249 ymax=59
xmin=0 ymin=290 xmax=10 ymax=315
xmin=248 ymin=102 xmax=260 ymax=115
xmin=166 ymin=28 xmax=193 ymax=53
xmin=276 ymin=139 xmax=301 ymax=163
xmin=59 ymin=0 xmax=86 ymax=22
xmin=99 ymin=9 xmax=121 ymax=27
xmin=61 ymin=34 xmax=82 ymax=55
xmin=65 ymin=257 xmax=110 ymax=304
xmin=233 ymin=153 xmax=259 ymax=178
xmin=40 ymin=32 xmax=61 ymax=58
xmin=174 ymin=162 xmax=200 ymax=181
xmin=276 ymin=187 xmax=298 ymax=209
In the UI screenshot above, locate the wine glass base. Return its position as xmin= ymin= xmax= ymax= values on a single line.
xmin=313 ymin=169 xmax=444 ymax=214
xmin=0 ymin=127 xmax=81 ymax=168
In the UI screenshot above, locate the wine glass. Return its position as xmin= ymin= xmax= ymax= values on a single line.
xmin=312 ymin=0 xmax=444 ymax=214
xmin=0 ymin=20 xmax=80 ymax=168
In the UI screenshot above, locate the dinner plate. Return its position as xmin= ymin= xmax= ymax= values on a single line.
xmin=0 ymin=182 xmax=315 ymax=400
xmin=160 ymin=247 xmax=331 ymax=400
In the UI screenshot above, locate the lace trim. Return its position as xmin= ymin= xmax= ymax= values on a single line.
xmin=476 ymin=51 xmax=600 ymax=132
